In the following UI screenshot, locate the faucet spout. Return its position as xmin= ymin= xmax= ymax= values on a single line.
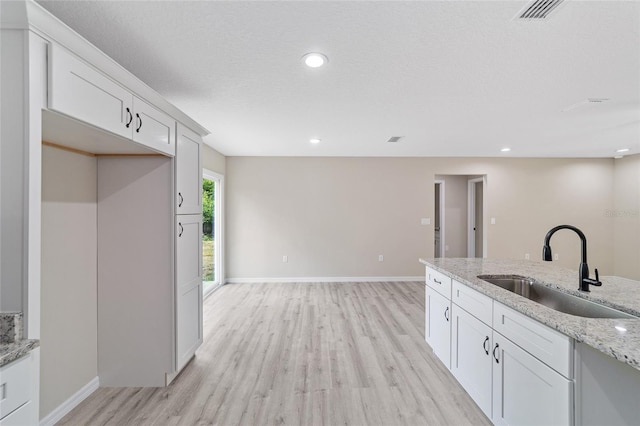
xmin=542 ymin=225 xmax=601 ymax=292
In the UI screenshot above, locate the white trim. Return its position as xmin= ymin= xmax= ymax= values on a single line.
xmin=226 ymin=276 xmax=424 ymax=283
xmin=434 ymin=180 xmax=445 ymax=258
xmin=467 ymin=177 xmax=484 ymax=258
xmin=39 ymin=376 xmax=99 ymax=426
xmin=202 ymin=169 xmax=224 ymax=288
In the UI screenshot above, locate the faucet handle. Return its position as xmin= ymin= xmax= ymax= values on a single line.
xmin=592 ymin=268 xmax=602 ymax=286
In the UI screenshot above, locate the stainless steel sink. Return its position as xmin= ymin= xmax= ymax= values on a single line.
xmin=477 ymin=275 xmax=637 ymax=319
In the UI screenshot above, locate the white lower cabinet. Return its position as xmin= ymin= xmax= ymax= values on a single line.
xmin=175 ymin=214 xmax=203 ymax=371
xmin=425 ymin=284 xmax=451 ymax=369
xmin=424 ymin=270 xmax=574 ymax=426
xmin=451 ymin=304 xmax=493 ymax=418
xmin=492 ymin=332 xmax=572 ymax=426
xmin=0 ymin=348 xmax=39 ymax=426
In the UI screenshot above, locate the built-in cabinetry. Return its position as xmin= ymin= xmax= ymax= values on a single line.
xmin=424 ymin=266 xmax=572 ymax=425
xmin=1 ymin=1 xmax=210 ymax=414
xmin=174 ymin=124 xmax=203 ymax=372
xmin=0 ymin=349 xmax=39 ymax=425
xmin=48 ymin=43 xmax=176 ymax=156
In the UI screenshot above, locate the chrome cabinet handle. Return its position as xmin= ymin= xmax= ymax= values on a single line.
xmin=125 ymin=108 xmax=133 ymax=128
xmin=483 ymin=336 xmax=490 ymax=355
xmin=493 ymin=343 xmax=500 ymax=363
xmin=178 ymin=223 xmax=183 ymax=237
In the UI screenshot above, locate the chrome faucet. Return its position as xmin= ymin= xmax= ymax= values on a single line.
xmin=542 ymin=225 xmax=602 ymax=292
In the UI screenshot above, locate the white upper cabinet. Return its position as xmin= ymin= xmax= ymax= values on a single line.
xmin=176 ymin=124 xmax=202 ymax=215
xmin=132 ymin=96 xmax=175 ymax=156
xmin=48 ymin=43 xmax=133 ymax=140
xmin=48 ymin=44 xmax=176 ymax=156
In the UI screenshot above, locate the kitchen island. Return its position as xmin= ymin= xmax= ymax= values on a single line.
xmin=420 ymin=258 xmax=640 ymax=425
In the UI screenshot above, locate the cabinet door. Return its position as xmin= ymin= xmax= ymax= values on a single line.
xmin=48 ymin=44 xmax=133 ymax=140
xmin=451 ymin=304 xmax=493 ymax=418
xmin=175 ymin=214 xmax=203 ymax=371
xmin=132 ymin=96 xmax=176 ymax=156
xmin=492 ymin=332 xmax=572 ymax=426
xmin=175 ymin=124 xmax=202 ymax=214
xmin=425 ymin=285 xmax=451 ymax=369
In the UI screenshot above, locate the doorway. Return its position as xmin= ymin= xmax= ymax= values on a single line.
xmin=468 ymin=177 xmax=485 ymax=258
xmin=434 ymin=174 xmax=486 ymax=258
xmin=434 ymin=180 xmax=445 ymax=258
xmin=202 ymin=169 xmax=224 ymax=296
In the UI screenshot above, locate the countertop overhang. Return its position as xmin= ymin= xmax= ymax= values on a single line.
xmin=419 ymin=258 xmax=640 ymax=371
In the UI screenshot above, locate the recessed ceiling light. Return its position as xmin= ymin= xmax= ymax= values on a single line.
xmin=309 ymin=138 xmax=321 ymax=144
xmin=616 ymin=148 xmax=630 ymax=153
xmin=614 ymin=156 xmax=623 ymax=159
xmin=501 ymin=147 xmax=511 ymax=152
xmin=302 ymin=53 xmax=328 ymax=68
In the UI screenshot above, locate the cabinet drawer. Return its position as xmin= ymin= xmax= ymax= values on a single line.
xmin=452 ymin=280 xmax=493 ymax=326
xmin=493 ymin=302 xmax=572 ymax=378
xmin=425 ymin=266 xmax=452 ymax=299
xmin=0 ymin=355 xmax=31 ymax=419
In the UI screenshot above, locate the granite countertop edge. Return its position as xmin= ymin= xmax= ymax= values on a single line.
xmin=0 ymin=339 xmax=40 ymax=368
xmin=419 ymin=258 xmax=640 ymax=371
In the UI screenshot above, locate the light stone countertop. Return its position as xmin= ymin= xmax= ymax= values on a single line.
xmin=419 ymin=258 xmax=640 ymax=371
xmin=0 ymin=339 xmax=40 ymax=368
xmin=0 ymin=311 xmax=39 ymax=368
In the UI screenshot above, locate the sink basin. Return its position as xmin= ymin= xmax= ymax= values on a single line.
xmin=477 ymin=275 xmax=637 ymax=319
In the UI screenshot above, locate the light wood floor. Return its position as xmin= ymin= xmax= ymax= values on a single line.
xmin=59 ymin=281 xmax=490 ymax=425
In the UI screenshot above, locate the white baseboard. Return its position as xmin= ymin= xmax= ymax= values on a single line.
xmin=40 ymin=376 xmax=99 ymax=426
xmin=225 ymin=276 xmax=424 ymax=284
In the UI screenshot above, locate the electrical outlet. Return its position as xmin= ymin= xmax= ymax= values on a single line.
xmin=554 ymin=253 xmax=559 ymax=260
xmin=282 ymin=255 xmax=288 ymax=263
xmin=421 ymin=218 xmax=431 ymax=225
xmin=525 ymin=253 xmax=530 ymax=260
xmin=378 ymin=255 xmax=384 ymax=262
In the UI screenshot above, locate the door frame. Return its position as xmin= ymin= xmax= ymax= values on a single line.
xmin=467 ymin=177 xmax=486 ymax=258
xmin=202 ymin=169 xmax=224 ymax=296
xmin=435 ymin=179 xmax=446 ymax=258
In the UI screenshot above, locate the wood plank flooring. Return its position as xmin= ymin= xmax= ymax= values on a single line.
xmin=59 ymin=281 xmax=490 ymax=425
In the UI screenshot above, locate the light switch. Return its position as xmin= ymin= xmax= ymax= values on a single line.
xmin=378 ymin=255 xmax=384 ymax=262
xmin=491 ymin=217 xmax=496 ymax=225
xmin=282 ymin=255 xmax=288 ymax=263
xmin=421 ymin=218 xmax=431 ymax=225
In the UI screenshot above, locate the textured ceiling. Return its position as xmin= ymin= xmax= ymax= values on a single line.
xmin=37 ymin=0 xmax=640 ymax=158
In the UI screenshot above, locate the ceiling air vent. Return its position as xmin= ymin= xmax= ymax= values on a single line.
xmin=517 ymin=0 xmax=565 ymax=19
xmin=387 ymin=136 xmax=402 ymax=143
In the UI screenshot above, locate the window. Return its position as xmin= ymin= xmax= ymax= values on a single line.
xmin=202 ymin=170 xmax=223 ymax=296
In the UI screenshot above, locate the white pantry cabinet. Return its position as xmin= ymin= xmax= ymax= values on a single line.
xmin=492 ymin=332 xmax=572 ymax=426
xmin=176 ymin=124 xmax=203 ymax=214
xmin=425 ymin=284 xmax=451 ymax=369
xmin=176 ymin=214 xmax=204 ymax=371
xmin=450 ymin=304 xmax=492 ymax=418
xmin=48 ymin=44 xmax=176 ymax=156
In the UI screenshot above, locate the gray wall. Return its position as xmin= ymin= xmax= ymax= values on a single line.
xmin=225 ymin=157 xmax=624 ymax=280
xmin=613 ymin=154 xmax=640 ymax=280
xmin=40 ymin=145 xmax=98 ymax=418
